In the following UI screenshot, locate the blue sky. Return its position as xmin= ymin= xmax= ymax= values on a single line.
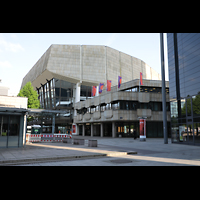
xmin=0 ymin=33 xmax=168 ymax=96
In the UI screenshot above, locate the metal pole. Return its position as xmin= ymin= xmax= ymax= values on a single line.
xmin=160 ymin=33 xmax=168 ymax=144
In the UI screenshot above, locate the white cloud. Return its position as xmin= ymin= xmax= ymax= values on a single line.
xmin=0 ymin=39 xmax=24 ymax=52
xmin=106 ymin=33 xmax=119 ymax=46
xmin=0 ymin=61 xmax=12 ymax=68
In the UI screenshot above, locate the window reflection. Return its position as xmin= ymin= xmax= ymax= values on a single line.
xmin=0 ymin=115 xmax=22 ymax=148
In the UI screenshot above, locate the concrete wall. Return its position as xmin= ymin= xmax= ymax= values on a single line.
xmin=0 ymin=96 xmax=28 ymax=109
xmin=21 ymin=45 xmax=161 ymax=91
xmin=74 ymin=79 xmax=170 ymax=124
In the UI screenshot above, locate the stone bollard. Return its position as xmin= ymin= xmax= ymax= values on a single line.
xmin=88 ymin=140 xmax=97 ymax=147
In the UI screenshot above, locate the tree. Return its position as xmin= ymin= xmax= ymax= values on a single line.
xmin=18 ymin=82 xmax=40 ymax=109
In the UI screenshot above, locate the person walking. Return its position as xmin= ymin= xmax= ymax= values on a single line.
xmin=133 ymin=129 xmax=137 ymax=140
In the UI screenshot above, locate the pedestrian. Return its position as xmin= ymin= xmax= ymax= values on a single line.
xmin=133 ymin=129 xmax=137 ymax=140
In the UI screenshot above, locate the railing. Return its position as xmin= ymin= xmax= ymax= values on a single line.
xmin=26 ymin=134 xmax=72 ymax=143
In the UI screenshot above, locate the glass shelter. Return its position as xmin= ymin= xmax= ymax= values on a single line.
xmin=0 ymin=107 xmax=27 ymax=148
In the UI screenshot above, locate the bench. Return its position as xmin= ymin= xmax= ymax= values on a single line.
xmin=63 ymin=138 xmax=72 ymax=144
xmin=73 ymin=138 xmax=85 ymax=145
xmin=88 ymin=140 xmax=97 ymax=147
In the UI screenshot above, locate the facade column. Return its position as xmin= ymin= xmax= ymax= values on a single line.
xmin=76 ymin=124 xmax=79 ymax=135
xmin=112 ymin=122 xmax=116 ymax=138
xmin=100 ymin=123 xmax=103 ymax=137
xmin=48 ymin=80 xmax=52 ymax=109
xmin=42 ymin=84 xmax=46 ymax=109
xmin=95 ymin=86 xmax=99 ymax=97
xmin=52 ymin=114 xmax=55 ymax=134
xmin=73 ymin=82 xmax=81 ymax=135
xmin=91 ymin=123 xmax=94 ymax=137
xmin=82 ymin=124 xmax=85 ymax=136
xmin=75 ymin=82 xmax=81 ymax=103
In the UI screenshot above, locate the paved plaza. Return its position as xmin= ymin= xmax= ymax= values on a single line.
xmin=1 ymin=136 xmax=200 ymax=166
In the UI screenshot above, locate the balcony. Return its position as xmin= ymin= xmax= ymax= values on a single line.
xmin=77 ymin=114 xmax=83 ymax=121
xmin=104 ymin=110 xmax=113 ymax=119
xmin=84 ymin=113 xmax=91 ymax=121
xmin=93 ymin=111 xmax=101 ymax=120
xmin=137 ymin=109 xmax=152 ymax=118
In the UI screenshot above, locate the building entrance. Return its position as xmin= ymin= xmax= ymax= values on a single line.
xmin=173 ymin=96 xmax=200 ymax=145
xmin=116 ymin=122 xmax=139 ymax=138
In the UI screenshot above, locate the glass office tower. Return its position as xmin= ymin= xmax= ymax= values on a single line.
xmin=167 ymin=33 xmax=200 ymax=145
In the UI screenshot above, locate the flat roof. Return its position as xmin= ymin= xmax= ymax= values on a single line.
xmin=0 ymin=107 xmax=68 ymax=115
xmin=0 ymin=107 xmax=27 ymax=113
xmin=28 ymin=109 xmax=68 ymax=115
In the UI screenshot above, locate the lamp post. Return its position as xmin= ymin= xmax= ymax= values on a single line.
xmin=160 ymin=33 xmax=168 ymax=144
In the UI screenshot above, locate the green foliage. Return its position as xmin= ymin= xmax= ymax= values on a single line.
xmin=192 ymin=94 xmax=200 ymax=115
xmin=18 ymin=82 xmax=40 ymax=109
xmin=181 ymin=94 xmax=200 ymax=116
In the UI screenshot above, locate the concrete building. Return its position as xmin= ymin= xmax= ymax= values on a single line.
xmin=74 ymin=79 xmax=170 ymax=138
xmin=21 ymin=44 xmax=162 ymax=135
xmin=0 ymin=84 xmax=28 ymax=148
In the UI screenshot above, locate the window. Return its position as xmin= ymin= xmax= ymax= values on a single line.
xmin=101 ymin=105 xmax=105 ymax=112
xmin=112 ymin=102 xmax=119 ymax=110
xmin=81 ymin=85 xmax=92 ymax=100
xmin=125 ymin=102 xmax=129 ymax=110
xmin=0 ymin=114 xmax=22 ymax=148
xmin=106 ymin=103 xmax=111 ymax=110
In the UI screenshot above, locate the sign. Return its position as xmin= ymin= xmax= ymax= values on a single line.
xmin=139 ymin=119 xmax=146 ymax=141
xmin=72 ymin=125 xmax=76 ymax=134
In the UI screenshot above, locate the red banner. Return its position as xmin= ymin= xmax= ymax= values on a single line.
xmin=92 ymin=86 xmax=97 ymax=96
xmin=72 ymin=125 xmax=76 ymax=133
xmin=140 ymin=72 xmax=143 ymax=86
xmin=107 ymin=80 xmax=111 ymax=91
xmin=139 ymin=119 xmax=146 ymax=137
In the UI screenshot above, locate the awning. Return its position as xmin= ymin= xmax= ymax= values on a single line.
xmin=28 ymin=109 xmax=68 ymax=115
xmin=0 ymin=107 xmax=27 ymax=113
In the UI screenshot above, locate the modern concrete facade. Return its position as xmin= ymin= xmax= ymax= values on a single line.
xmin=74 ymin=79 xmax=170 ymax=138
xmin=21 ymin=45 xmax=161 ymax=90
xmin=21 ymin=44 xmax=163 ymax=136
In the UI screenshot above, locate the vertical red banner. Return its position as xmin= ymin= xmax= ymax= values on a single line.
xmin=107 ymin=80 xmax=111 ymax=91
xmin=140 ymin=72 xmax=143 ymax=86
xmin=92 ymin=86 xmax=97 ymax=96
xmin=72 ymin=125 xmax=76 ymax=134
xmin=140 ymin=119 xmax=144 ymax=136
xmin=139 ymin=119 xmax=146 ymax=141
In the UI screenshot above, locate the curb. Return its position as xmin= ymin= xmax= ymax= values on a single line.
xmin=0 ymin=151 xmax=137 ymax=166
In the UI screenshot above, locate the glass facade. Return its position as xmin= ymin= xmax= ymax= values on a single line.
xmin=167 ymin=33 xmax=200 ymax=144
xmin=77 ymin=100 xmax=170 ymax=114
xmin=38 ymin=78 xmax=92 ymax=110
xmin=0 ymin=114 xmax=24 ymax=148
xmin=123 ymin=86 xmax=169 ymax=94
xmin=36 ymin=78 xmax=92 ymax=133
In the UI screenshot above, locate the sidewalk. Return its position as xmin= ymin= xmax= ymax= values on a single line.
xmin=0 ymin=138 xmax=136 ymax=166
xmin=1 ymin=137 xmax=200 ymax=166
